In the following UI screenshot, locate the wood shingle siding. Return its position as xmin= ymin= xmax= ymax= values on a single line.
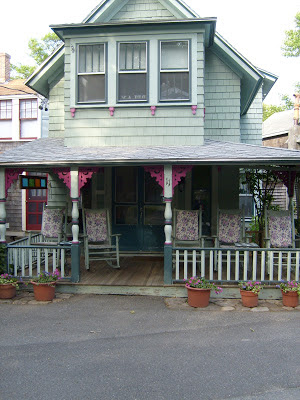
xmin=204 ymin=50 xmax=241 ymax=142
xmin=240 ymin=89 xmax=263 ymax=145
xmin=49 ymin=78 xmax=65 ymax=138
xmin=110 ymin=0 xmax=175 ymax=21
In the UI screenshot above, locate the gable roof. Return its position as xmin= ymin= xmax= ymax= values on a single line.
xmin=0 ymin=79 xmax=36 ymax=96
xmin=82 ymin=0 xmax=198 ymax=23
xmin=26 ymin=0 xmax=277 ymax=115
xmin=263 ymin=109 xmax=294 ymax=139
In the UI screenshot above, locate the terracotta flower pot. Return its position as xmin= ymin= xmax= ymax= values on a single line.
xmin=240 ymin=289 xmax=259 ymax=308
xmin=0 ymin=284 xmax=16 ymax=299
xmin=186 ymin=286 xmax=211 ymax=308
xmin=282 ymin=290 xmax=299 ymax=308
xmin=31 ymin=282 xmax=56 ymax=301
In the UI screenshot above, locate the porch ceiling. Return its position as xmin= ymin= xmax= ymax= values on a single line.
xmin=0 ymin=138 xmax=300 ymax=168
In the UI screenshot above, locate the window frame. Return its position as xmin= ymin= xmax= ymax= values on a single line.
xmin=76 ymin=43 xmax=107 ymax=104
xmin=159 ymin=39 xmax=191 ymax=102
xmin=117 ymin=41 xmax=148 ymax=103
xmin=0 ymin=100 xmax=12 ymax=120
xmin=19 ymin=99 xmax=38 ymax=120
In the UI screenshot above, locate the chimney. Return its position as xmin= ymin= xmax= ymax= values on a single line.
xmin=0 ymin=53 xmax=11 ymax=83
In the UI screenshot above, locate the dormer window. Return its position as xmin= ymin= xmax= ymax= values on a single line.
xmin=160 ymin=40 xmax=190 ymax=101
xmin=118 ymin=42 xmax=147 ymax=102
xmin=77 ymin=44 xmax=106 ymax=103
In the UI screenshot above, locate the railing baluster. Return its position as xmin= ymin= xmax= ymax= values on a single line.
xmin=61 ymin=249 xmax=65 ymax=278
xmin=296 ymin=251 xmax=300 ymax=282
xmin=261 ymin=251 xmax=265 ymax=281
xmin=201 ymin=249 xmax=205 ymax=277
xmin=21 ymin=248 xmax=25 ymax=276
xmin=235 ymin=251 xmax=239 ymax=281
xmin=29 ymin=248 xmax=33 ymax=277
xmin=269 ymin=251 xmax=274 ymax=281
xmin=175 ymin=250 xmax=179 ymax=280
xmin=287 ymin=252 xmax=291 ymax=281
xmin=45 ymin=249 xmax=49 ymax=272
xmin=209 ymin=250 xmax=213 ymax=280
xmin=278 ymin=251 xmax=282 ymax=281
xmin=37 ymin=248 xmax=41 ymax=275
xmin=218 ymin=250 xmax=222 ymax=281
xmin=226 ymin=250 xmax=231 ymax=281
xmin=243 ymin=251 xmax=248 ymax=281
xmin=192 ymin=250 xmax=196 ymax=277
xmin=252 ymin=251 xmax=257 ymax=280
xmin=184 ymin=250 xmax=188 ymax=280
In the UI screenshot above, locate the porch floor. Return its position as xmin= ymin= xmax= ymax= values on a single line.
xmin=79 ymin=255 xmax=164 ymax=286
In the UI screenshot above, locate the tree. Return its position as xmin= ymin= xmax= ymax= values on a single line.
xmin=11 ymin=32 xmax=62 ymax=79
xmin=282 ymin=12 xmax=300 ymax=57
xmin=243 ymin=169 xmax=279 ymax=246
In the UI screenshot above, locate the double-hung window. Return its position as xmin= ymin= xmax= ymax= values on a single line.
xmin=20 ymin=99 xmax=37 ymax=119
xmin=78 ymin=44 xmax=106 ymax=103
xmin=118 ymin=42 xmax=147 ymax=102
xmin=160 ymin=40 xmax=190 ymax=101
xmin=0 ymin=100 xmax=12 ymax=120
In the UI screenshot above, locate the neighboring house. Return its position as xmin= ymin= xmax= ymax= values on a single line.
xmin=0 ymin=0 xmax=300 ymax=287
xmin=263 ymin=98 xmax=300 ymax=213
xmin=0 ymin=53 xmax=48 ymax=236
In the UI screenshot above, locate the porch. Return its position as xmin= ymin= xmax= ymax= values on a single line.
xmin=6 ymin=237 xmax=299 ymax=299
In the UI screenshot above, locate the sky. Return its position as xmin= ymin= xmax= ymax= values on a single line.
xmin=1 ymin=0 xmax=299 ymax=105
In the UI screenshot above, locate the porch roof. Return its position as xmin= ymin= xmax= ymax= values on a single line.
xmin=0 ymin=138 xmax=299 ymax=168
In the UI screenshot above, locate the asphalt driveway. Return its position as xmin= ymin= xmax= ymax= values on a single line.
xmin=0 ymin=294 xmax=299 ymax=400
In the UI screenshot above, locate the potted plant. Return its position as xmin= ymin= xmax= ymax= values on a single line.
xmin=277 ymin=281 xmax=300 ymax=307
xmin=239 ymin=280 xmax=263 ymax=307
xmin=0 ymin=273 xmax=19 ymax=299
xmin=31 ymin=269 xmax=61 ymax=301
xmin=185 ymin=276 xmax=223 ymax=308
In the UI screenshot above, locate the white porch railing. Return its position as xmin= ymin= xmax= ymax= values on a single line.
xmin=7 ymin=235 xmax=71 ymax=279
xmin=173 ymin=246 xmax=300 ymax=283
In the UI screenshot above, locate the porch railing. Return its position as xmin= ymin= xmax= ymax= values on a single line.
xmin=173 ymin=246 xmax=300 ymax=283
xmin=7 ymin=235 xmax=71 ymax=279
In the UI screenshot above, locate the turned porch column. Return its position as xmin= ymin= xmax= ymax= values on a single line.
xmin=164 ymin=165 xmax=173 ymax=284
xmin=70 ymin=167 xmax=80 ymax=283
xmin=0 ymin=168 xmax=6 ymax=243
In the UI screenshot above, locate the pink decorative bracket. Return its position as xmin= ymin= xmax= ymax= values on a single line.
xmin=70 ymin=108 xmax=76 ymax=118
xmin=52 ymin=167 xmax=102 ymax=192
xmin=78 ymin=167 xmax=101 ymax=191
xmin=5 ymin=168 xmax=24 ymax=198
xmin=144 ymin=166 xmax=164 ymax=194
xmin=52 ymin=167 xmax=71 ymax=190
xmin=203 ymin=107 xmax=206 ymax=120
xmin=150 ymin=106 xmax=156 ymax=116
xmin=172 ymin=165 xmax=193 ymax=195
xmin=191 ymin=105 xmax=197 ymax=115
xmin=109 ymin=107 xmax=115 ymax=116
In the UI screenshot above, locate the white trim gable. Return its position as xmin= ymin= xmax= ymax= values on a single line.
xmin=83 ymin=0 xmax=197 ymax=24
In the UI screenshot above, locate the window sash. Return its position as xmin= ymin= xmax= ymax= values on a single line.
xmin=160 ymin=40 xmax=189 ymax=71
xmin=118 ymin=42 xmax=147 ymax=72
xmin=78 ymin=44 xmax=105 ymax=74
xmin=77 ymin=44 xmax=106 ymax=103
xmin=20 ymin=99 xmax=37 ymax=119
xmin=0 ymin=100 xmax=12 ymax=120
xmin=118 ymin=42 xmax=148 ymax=102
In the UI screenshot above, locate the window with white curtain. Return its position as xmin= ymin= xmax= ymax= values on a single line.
xmin=118 ymin=42 xmax=147 ymax=102
xmin=0 ymin=100 xmax=12 ymax=119
xmin=160 ymin=40 xmax=190 ymax=101
xmin=77 ymin=44 xmax=106 ymax=103
xmin=20 ymin=99 xmax=37 ymax=119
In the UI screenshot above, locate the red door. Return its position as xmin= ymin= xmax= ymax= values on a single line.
xmin=26 ymin=173 xmax=47 ymax=231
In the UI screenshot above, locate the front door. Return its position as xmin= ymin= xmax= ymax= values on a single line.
xmin=26 ymin=173 xmax=47 ymax=231
xmin=112 ymin=166 xmax=164 ymax=251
